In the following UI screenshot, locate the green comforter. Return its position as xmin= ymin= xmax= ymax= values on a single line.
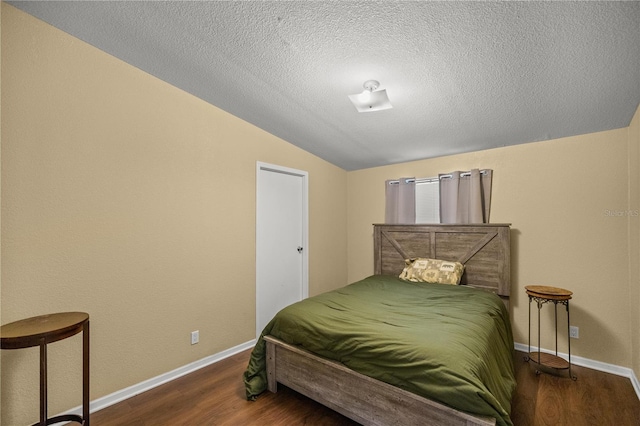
xmin=243 ymin=275 xmax=516 ymax=426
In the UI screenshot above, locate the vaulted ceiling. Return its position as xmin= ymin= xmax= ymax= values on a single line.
xmin=8 ymin=1 xmax=640 ymax=171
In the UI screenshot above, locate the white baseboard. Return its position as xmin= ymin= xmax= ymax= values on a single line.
xmin=57 ymin=339 xmax=257 ymax=420
xmin=58 ymin=338 xmax=638 ymax=420
xmin=514 ymin=342 xmax=640 ymax=400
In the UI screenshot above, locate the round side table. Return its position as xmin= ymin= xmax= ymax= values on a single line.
xmin=524 ymin=286 xmax=576 ymax=380
xmin=1 ymin=312 xmax=90 ymax=426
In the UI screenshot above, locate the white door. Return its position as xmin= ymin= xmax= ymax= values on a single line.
xmin=256 ymin=162 xmax=308 ymax=338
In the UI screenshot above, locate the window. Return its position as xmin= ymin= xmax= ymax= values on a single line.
xmin=415 ymin=178 xmax=440 ymax=223
xmin=386 ymin=169 xmax=491 ymax=225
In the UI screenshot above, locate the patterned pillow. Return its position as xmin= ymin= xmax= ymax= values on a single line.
xmin=399 ymin=258 xmax=465 ymax=285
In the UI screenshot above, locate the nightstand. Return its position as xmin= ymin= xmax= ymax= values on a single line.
xmin=1 ymin=312 xmax=90 ymax=425
xmin=524 ymin=286 xmax=576 ymax=380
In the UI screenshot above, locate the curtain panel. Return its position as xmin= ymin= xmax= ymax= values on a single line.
xmin=385 ymin=177 xmax=416 ymax=224
xmin=439 ymin=169 xmax=492 ymax=224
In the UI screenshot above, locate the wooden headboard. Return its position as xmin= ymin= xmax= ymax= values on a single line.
xmin=374 ymin=224 xmax=511 ymax=300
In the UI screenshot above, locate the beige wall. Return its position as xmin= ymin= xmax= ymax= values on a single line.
xmin=1 ymin=5 xmax=347 ymax=424
xmin=629 ymin=104 xmax=640 ymax=379
xmin=348 ymin=128 xmax=633 ymax=369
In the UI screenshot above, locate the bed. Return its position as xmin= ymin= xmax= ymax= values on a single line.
xmin=244 ymin=224 xmax=515 ymax=426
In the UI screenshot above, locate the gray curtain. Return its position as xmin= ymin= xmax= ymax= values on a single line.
xmin=385 ymin=177 xmax=416 ymax=224
xmin=439 ymin=169 xmax=492 ymax=224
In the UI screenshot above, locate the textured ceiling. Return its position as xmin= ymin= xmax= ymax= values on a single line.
xmin=8 ymin=1 xmax=640 ymax=171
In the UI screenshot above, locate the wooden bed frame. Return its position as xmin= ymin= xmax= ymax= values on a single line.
xmin=265 ymin=224 xmax=512 ymax=426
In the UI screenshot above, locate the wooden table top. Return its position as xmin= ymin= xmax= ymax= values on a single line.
xmin=1 ymin=312 xmax=89 ymax=350
xmin=525 ymin=285 xmax=572 ymax=300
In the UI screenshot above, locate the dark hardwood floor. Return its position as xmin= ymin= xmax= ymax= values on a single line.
xmin=89 ymin=349 xmax=640 ymax=426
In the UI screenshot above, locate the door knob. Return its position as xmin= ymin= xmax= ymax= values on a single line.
xmin=297 ymin=246 xmax=303 ymax=253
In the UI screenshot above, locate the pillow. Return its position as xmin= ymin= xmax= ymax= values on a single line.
xmin=399 ymin=258 xmax=465 ymax=285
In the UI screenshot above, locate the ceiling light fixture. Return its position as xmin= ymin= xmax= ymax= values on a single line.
xmin=348 ymin=80 xmax=393 ymax=113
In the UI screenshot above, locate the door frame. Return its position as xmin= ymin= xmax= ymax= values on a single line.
xmin=255 ymin=161 xmax=309 ymax=338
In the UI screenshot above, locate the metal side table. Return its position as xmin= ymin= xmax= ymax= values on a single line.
xmin=525 ymin=286 xmax=576 ymax=380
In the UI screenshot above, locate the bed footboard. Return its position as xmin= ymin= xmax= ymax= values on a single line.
xmin=264 ymin=335 xmax=496 ymax=426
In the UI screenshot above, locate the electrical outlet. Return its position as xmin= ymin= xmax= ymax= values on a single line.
xmin=191 ymin=330 xmax=199 ymax=345
xmin=569 ymin=326 xmax=579 ymax=339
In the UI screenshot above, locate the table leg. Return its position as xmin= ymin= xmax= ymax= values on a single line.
xmin=554 ymin=302 xmax=558 ymax=357
xmin=527 ymin=297 xmax=531 ymax=358
xmin=83 ymin=320 xmax=90 ymax=426
xmin=39 ymin=338 xmax=47 ymax=426
xmin=537 ymin=299 xmax=541 ymax=366
xmin=567 ymin=301 xmax=576 ymax=380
